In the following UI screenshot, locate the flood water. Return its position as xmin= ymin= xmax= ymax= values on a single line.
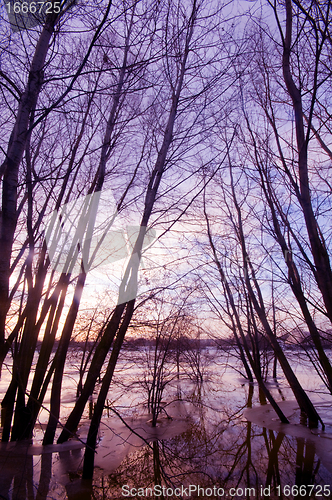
xmin=0 ymin=347 xmax=332 ymax=499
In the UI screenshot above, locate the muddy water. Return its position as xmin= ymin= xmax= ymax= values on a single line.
xmin=0 ymin=348 xmax=332 ymax=499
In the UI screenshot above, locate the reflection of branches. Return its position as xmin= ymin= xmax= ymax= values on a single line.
xmin=105 ymin=406 xmax=182 ymax=492
xmin=101 ymin=376 xmax=331 ymax=499
xmin=104 ymin=405 xmax=153 ymax=451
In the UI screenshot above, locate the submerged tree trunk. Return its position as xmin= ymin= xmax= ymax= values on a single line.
xmin=82 ymin=299 xmax=135 ymax=479
xmin=229 ymin=166 xmax=323 ymax=428
xmin=42 ymin=272 xmax=86 ymax=445
xmin=57 ymin=302 xmax=126 ymax=443
xmin=2 ymin=247 xmax=49 ymax=441
xmin=204 ymin=202 xmax=289 ymax=424
xmin=24 ymin=280 xmax=69 ymax=439
xmin=0 ymin=2 xmax=115 ymax=442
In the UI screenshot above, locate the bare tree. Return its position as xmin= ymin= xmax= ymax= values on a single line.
xmin=51 ymin=1 xmax=233 ymax=463
xmin=235 ymin=0 xmax=332 ymax=391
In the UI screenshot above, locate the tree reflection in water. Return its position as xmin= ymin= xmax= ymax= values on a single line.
xmin=0 ymin=383 xmax=331 ymax=499
xmin=103 ymin=386 xmax=331 ymax=500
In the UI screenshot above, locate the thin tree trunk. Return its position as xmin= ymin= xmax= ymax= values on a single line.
xmin=230 ymin=166 xmax=323 ymax=427
xmin=82 ymin=300 xmax=135 ymax=479
xmin=282 ymin=0 xmax=332 ymax=322
xmin=42 ymin=272 xmax=86 ymax=444
xmin=259 ymin=168 xmax=332 ymax=393
xmin=205 ymin=208 xmax=289 ymax=424
xmin=0 ymin=14 xmax=58 ymax=347
xmin=57 ymin=303 xmax=126 ymax=443
xmin=2 ymin=247 xmax=49 ymax=441
xmin=59 ymin=1 xmax=197 ymax=448
xmin=24 ymin=282 xmax=68 ymax=439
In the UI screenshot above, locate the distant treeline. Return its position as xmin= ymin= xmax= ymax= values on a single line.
xmin=35 ymin=331 xmax=332 ymax=354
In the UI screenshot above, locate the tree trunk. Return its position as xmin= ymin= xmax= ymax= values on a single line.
xmin=82 ymin=300 xmax=135 ymax=479
xmin=282 ymin=0 xmax=332 ymax=323
xmin=230 ymin=166 xmax=323 ymax=427
xmin=204 ymin=198 xmax=289 ymax=423
xmin=82 ymin=2 xmax=199 ymax=477
xmin=0 ymin=14 xmax=58 ymax=348
xmin=43 ymin=272 xmax=86 ymax=444
xmin=57 ymin=302 xmax=126 ymax=443
xmin=260 ymin=170 xmax=332 ymax=393
xmin=24 ymin=282 xmax=68 ymax=439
